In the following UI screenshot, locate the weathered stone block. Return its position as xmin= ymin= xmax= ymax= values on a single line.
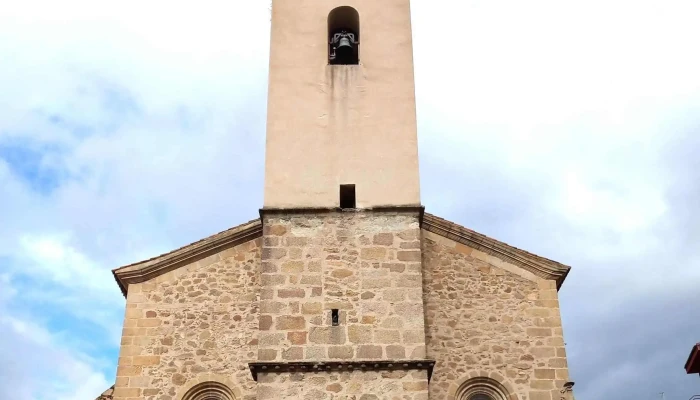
xmin=282 ymin=347 xmax=304 ymax=360
xmin=261 ymin=274 xmax=286 ymax=286
xmin=531 ymin=347 xmax=556 ymax=358
xmin=348 ymin=325 xmax=373 ymax=343
xmin=281 ymin=261 xmax=305 ymax=273
xmin=527 ymin=327 xmax=553 ymax=337
xmin=384 ymin=289 xmax=407 ymax=302
xmin=276 ymin=316 xmax=306 ymax=330
xmin=136 ymin=318 xmax=161 ymax=327
xmin=375 ymin=329 xmax=401 ymax=343
xmin=278 ymin=288 xmax=306 ymax=298
xmin=301 ymin=275 xmax=322 ymax=285
xmin=386 ymin=345 xmax=406 ymax=359
xmin=362 ymin=278 xmax=391 ymax=289
xmin=534 ymin=369 xmax=556 ymax=379
xmin=309 ymin=326 xmax=346 ymax=345
xmin=380 ymin=316 xmax=404 ymax=329
xmin=259 ymin=333 xmax=285 ymax=346
xmin=361 ymin=247 xmax=387 ymax=260
xmin=265 ymin=225 xmax=287 ymax=236
xmin=402 ymin=381 xmax=429 ymax=392
xmin=262 ymin=247 xmax=287 ymax=259
xmin=373 ymin=233 xmax=394 ymax=246
xmin=259 ymin=315 xmax=273 ymax=330
xmin=114 ymin=388 xmax=141 ymax=397
xmin=548 ymin=358 xmax=568 ymax=368
xmin=326 ymin=383 xmax=342 ymax=393
xmin=302 ymin=302 xmax=322 ymax=314
xmin=328 ymin=346 xmax=354 ymax=359
xmin=357 ymin=345 xmax=383 ymax=359
xmin=382 ymin=262 xmax=406 ymax=273
xmin=285 ymin=237 xmax=308 ymax=246
xmin=305 ymin=346 xmax=326 ymax=359
xmin=397 ymin=275 xmax=422 ymax=287
xmin=132 ymin=355 xmax=160 ymax=366
xmin=397 ymin=250 xmax=421 ymax=261
xmin=331 ymin=269 xmax=354 ymax=279
xmin=288 ymin=331 xmax=308 ymax=345
xmin=258 ymin=349 xmax=277 ymax=361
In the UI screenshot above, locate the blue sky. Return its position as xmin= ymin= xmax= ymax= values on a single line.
xmin=1 ymin=1 xmax=700 ymax=399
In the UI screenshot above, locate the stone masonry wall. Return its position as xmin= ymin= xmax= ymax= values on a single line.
xmin=422 ymin=232 xmax=571 ymax=400
xmin=112 ymin=239 xmax=261 ymax=400
xmin=256 ymin=370 xmax=429 ymax=400
xmin=258 ymin=211 xmax=426 ymax=365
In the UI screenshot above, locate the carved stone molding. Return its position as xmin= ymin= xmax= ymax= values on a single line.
xmin=248 ymin=359 xmax=436 ymax=381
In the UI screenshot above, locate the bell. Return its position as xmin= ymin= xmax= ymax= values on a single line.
xmin=338 ymin=36 xmax=352 ymax=49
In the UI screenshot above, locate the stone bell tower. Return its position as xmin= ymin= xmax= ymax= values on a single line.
xmin=254 ymin=0 xmax=431 ymax=398
xmin=263 ymin=0 xmax=421 ymax=209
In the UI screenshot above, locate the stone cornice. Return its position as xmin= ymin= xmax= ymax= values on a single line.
xmin=112 ymin=219 xmax=262 ymax=296
xmin=422 ymin=213 xmax=571 ymax=289
xmin=259 ymin=206 xmax=425 ymax=222
xmin=248 ymin=359 xmax=435 ymax=381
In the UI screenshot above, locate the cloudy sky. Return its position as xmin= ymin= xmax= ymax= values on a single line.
xmin=1 ymin=0 xmax=699 ymax=399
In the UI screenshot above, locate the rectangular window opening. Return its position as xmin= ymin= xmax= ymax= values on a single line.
xmin=331 ymin=309 xmax=340 ymax=326
xmin=339 ymin=184 xmax=356 ymax=209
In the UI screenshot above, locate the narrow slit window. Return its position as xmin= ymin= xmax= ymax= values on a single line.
xmin=339 ymin=184 xmax=356 ymax=209
xmin=331 ymin=309 xmax=340 ymax=326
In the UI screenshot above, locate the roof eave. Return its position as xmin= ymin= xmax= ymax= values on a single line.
xmin=422 ymin=213 xmax=571 ymax=290
xmin=685 ymin=343 xmax=700 ymax=374
xmin=112 ymin=219 xmax=262 ymax=297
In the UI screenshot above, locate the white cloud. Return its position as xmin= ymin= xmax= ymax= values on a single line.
xmin=1 ymin=0 xmax=700 ymax=399
xmin=0 ymin=313 xmax=110 ymax=400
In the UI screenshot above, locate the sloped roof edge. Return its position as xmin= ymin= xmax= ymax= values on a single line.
xmin=685 ymin=343 xmax=700 ymax=374
xmin=112 ymin=210 xmax=571 ymax=297
xmin=94 ymin=385 xmax=114 ymax=400
xmin=112 ymin=218 xmax=262 ymax=296
xmin=422 ymin=213 xmax=571 ymax=290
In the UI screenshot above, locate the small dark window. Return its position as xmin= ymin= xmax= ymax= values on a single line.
xmin=339 ymin=184 xmax=356 ymax=209
xmin=328 ymin=6 xmax=360 ymax=65
xmin=331 ymin=309 xmax=340 ymax=326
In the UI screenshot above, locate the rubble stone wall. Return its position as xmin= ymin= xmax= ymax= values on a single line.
xmin=422 ymin=231 xmax=572 ymax=400
xmin=112 ymin=239 xmax=261 ymax=400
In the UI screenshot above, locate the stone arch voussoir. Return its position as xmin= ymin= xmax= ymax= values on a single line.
xmin=177 ymin=374 xmax=241 ymax=400
xmin=448 ymin=373 xmax=516 ymax=400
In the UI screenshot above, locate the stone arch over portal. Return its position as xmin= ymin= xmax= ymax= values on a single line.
xmin=449 ymin=375 xmax=516 ymax=400
xmin=177 ymin=375 xmax=241 ymax=400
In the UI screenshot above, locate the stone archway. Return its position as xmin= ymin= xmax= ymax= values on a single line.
xmin=180 ymin=381 xmax=236 ymax=400
xmin=453 ymin=376 xmax=512 ymax=400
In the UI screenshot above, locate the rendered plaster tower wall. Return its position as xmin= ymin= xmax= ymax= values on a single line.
xmin=258 ymin=0 xmax=429 ymax=397
xmin=263 ymin=0 xmax=421 ymax=209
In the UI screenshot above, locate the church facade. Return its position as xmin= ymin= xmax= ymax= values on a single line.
xmin=102 ymin=1 xmax=575 ymax=399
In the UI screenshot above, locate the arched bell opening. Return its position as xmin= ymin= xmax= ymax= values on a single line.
xmin=328 ymin=6 xmax=360 ymax=65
